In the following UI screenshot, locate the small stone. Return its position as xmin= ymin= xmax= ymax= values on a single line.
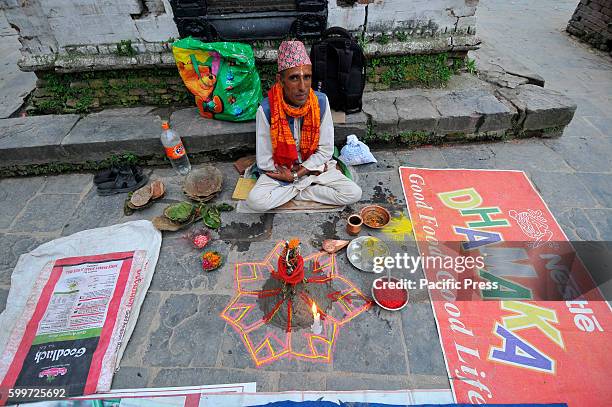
xmin=89 ymin=79 xmax=105 ymax=88
xmin=109 ymin=78 xmax=127 ymax=87
xmin=129 ymin=88 xmax=147 ymax=96
xmin=70 ymin=81 xmax=88 ymax=89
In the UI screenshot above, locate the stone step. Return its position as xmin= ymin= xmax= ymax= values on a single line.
xmin=0 ymin=75 xmax=577 ymax=174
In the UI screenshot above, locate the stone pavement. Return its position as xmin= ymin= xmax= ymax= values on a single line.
xmin=0 ymin=9 xmax=35 ymax=119
xmin=0 ymin=0 xmax=611 ymax=394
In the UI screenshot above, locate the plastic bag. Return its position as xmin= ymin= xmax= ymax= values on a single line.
xmin=338 ymin=134 xmax=377 ymax=165
xmin=172 ymin=37 xmax=262 ymax=122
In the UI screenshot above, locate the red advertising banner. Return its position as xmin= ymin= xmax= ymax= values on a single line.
xmin=399 ymin=168 xmax=612 ymax=406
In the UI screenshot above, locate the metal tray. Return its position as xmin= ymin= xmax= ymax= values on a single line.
xmin=346 ymin=236 xmax=390 ymax=273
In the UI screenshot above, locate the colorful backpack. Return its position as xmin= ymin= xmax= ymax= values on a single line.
xmin=172 ymin=38 xmax=262 ymax=122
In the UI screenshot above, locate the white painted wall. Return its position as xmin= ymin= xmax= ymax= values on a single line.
xmin=1 ymin=0 xmax=478 ymax=71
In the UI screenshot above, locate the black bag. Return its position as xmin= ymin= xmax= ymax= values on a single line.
xmin=310 ymin=27 xmax=366 ymax=114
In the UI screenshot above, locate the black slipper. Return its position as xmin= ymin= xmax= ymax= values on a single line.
xmin=96 ymin=167 xmax=148 ymax=196
xmin=94 ymin=165 xmax=143 ymax=185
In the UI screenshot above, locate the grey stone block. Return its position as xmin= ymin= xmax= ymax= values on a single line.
xmin=332 ymin=308 xmax=408 ymax=375
xmin=335 ymin=111 xmax=368 ymax=144
xmin=62 ymin=114 xmax=163 ymax=159
xmin=358 ymin=170 xmax=406 ymax=206
xmin=152 ymin=367 xmax=277 ymax=392
xmin=143 ymin=294 xmax=229 ymax=368
xmin=353 ymin=150 xmax=400 ymax=173
xmin=472 ymin=45 xmax=546 ymax=87
xmin=543 ymin=134 xmax=612 ymax=173
xmin=120 ymin=291 xmax=162 ymax=367
xmin=396 ymin=147 xmax=449 ymax=168
xmin=12 ymin=194 xmax=81 ymax=233
xmin=555 ymin=208 xmax=600 ymax=241
xmin=0 ymin=115 xmax=79 ymax=165
xmin=170 ymin=108 xmax=255 ymax=154
xmin=41 ymin=173 xmax=92 ymax=194
xmin=89 ymin=107 xmax=157 ymax=117
xmin=584 ymin=209 xmax=612 ymax=240
xmin=0 ymin=287 xmax=8 ymax=314
xmin=529 ymin=171 xmax=598 ymax=209
xmin=112 ymin=367 xmax=152 ymax=389
xmin=279 ymin=373 xmax=326 ymax=391
xmin=0 ymin=233 xmax=49 ymax=285
xmin=433 ymin=88 xmax=516 ymax=134
xmin=576 ymin=172 xmax=612 ymax=208
xmin=497 ymin=85 xmax=577 ymax=131
xmin=396 ymin=95 xmax=440 ymax=133
xmin=61 ymin=187 xmax=125 ymax=236
xmin=487 ymin=140 xmax=573 ymax=173
xmin=440 ymin=143 xmax=497 ymax=169
xmin=401 ymin=301 xmax=447 ymax=376
xmin=0 ymin=177 xmax=45 ymax=229
xmin=326 ymin=374 xmax=410 ymax=391
xmin=362 ymin=94 xmax=399 ymax=134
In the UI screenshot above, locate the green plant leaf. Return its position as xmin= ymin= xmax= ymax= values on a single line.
xmin=202 ymin=206 xmax=221 ymax=229
xmin=216 ymin=203 xmax=234 ymax=212
xmin=164 ymin=202 xmax=194 ymax=222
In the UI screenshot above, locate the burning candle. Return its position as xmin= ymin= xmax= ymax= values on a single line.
xmin=311 ymin=302 xmax=322 ymax=334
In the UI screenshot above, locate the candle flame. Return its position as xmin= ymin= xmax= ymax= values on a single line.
xmin=311 ymin=302 xmax=317 ymax=315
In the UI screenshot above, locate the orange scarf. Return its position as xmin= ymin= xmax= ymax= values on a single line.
xmin=268 ymin=82 xmax=320 ymax=168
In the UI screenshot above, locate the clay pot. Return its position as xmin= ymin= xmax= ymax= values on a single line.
xmin=346 ymin=214 xmax=363 ymax=236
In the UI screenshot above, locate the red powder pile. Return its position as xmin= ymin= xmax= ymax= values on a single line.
xmin=372 ymin=277 xmax=408 ymax=310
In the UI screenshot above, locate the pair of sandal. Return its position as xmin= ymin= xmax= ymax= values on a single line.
xmin=94 ymin=165 xmax=148 ymax=196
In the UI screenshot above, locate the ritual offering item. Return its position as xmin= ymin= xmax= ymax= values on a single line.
xmin=186 ymin=228 xmax=211 ymax=249
xmin=275 ymin=238 xmax=305 ymax=285
xmin=346 ymin=214 xmax=363 ymax=236
xmin=153 ymin=202 xmax=198 ymax=231
xmin=150 ymin=180 xmax=165 ymax=199
xmin=311 ymin=302 xmax=322 ymax=334
xmin=372 ymin=276 xmax=409 ymax=311
xmin=125 ymin=180 xmax=166 ymax=214
xmin=346 ymin=236 xmax=390 ymax=273
xmin=164 ymin=202 xmax=195 ymax=223
xmin=183 ymin=165 xmax=223 ymax=202
xmin=322 ymin=239 xmax=350 ymax=254
xmin=201 ymin=251 xmax=223 ymax=271
xmin=360 ymin=205 xmax=391 ymax=229
xmin=221 ymin=241 xmax=372 ymax=365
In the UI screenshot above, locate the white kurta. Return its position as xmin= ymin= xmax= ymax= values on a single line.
xmin=245 ymin=96 xmax=362 ymax=212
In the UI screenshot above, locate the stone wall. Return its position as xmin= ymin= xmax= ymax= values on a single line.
xmin=28 ymin=52 xmax=469 ymax=114
xmin=567 ymin=0 xmax=612 ymax=55
xmin=1 ymin=0 xmax=480 ymax=73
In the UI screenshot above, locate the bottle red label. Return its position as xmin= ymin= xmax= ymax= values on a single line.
xmin=165 ymin=142 xmax=186 ymax=160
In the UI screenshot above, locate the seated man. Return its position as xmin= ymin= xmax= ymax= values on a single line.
xmin=246 ymin=40 xmax=362 ymax=212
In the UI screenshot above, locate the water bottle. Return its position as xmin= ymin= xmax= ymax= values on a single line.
xmin=160 ymin=121 xmax=191 ymax=175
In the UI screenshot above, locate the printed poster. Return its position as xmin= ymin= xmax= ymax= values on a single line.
xmin=0 ymin=251 xmax=146 ymax=404
xmin=399 ymin=167 xmax=612 ymax=406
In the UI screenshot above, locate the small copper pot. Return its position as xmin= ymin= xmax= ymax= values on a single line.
xmin=346 ymin=214 xmax=363 ymax=236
